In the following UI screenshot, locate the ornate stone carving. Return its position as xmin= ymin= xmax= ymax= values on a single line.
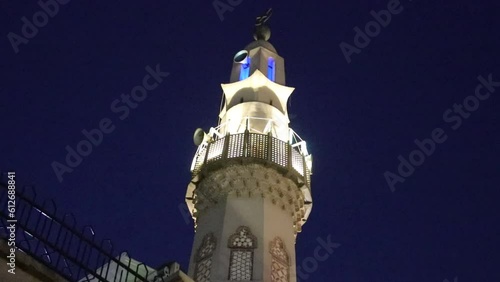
xmin=228 ymin=226 xmax=257 ymax=281
xmin=269 ymin=237 xmax=289 ymax=282
xmin=195 ymin=233 xmax=216 ymax=282
xmin=193 ymin=163 xmax=306 ymax=234
xmin=228 ymin=226 xmax=257 ymax=249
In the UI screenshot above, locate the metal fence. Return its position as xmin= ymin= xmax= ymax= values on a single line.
xmin=191 ymin=131 xmax=311 ymax=189
xmin=0 ymin=173 xmax=167 ymax=282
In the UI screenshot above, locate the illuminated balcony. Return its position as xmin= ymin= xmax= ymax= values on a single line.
xmin=190 ymin=131 xmax=312 ymax=190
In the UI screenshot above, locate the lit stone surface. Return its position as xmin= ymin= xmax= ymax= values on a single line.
xmin=194 ymin=163 xmax=306 ymax=232
xmin=186 ymin=17 xmax=311 ymax=282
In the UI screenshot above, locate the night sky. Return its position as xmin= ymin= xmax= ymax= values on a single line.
xmin=1 ymin=0 xmax=500 ymax=281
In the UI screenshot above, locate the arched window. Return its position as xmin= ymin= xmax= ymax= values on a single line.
xmin=228 ymin=226 xmax=257 ymax=280
xmin=195 ymin=233 xmax=217 ymax=282
xmin=240 ymin=58 xmax=251 ymax=81
xmin=269 ymin=237 xmax=290 ymax=282
xmin=267 ymin=57 xmax=276 ymax=81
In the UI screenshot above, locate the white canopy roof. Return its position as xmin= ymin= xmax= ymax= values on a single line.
xmin=219 ymin=70 xmax=295 ymax=119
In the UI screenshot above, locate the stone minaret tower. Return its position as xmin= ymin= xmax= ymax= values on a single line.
xmin=185 ymin=10 xmax=313 ymax=282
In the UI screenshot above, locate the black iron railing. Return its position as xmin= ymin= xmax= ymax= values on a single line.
xmin=0 ymin=173 xmax=167 ymax=282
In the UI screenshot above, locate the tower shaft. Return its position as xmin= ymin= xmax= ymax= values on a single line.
xmin=185 ymin=15 xmax=312 ymax=282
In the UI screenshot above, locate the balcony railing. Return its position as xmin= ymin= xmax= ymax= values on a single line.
xmin=191 ymin=131 xmax=311 ymax=189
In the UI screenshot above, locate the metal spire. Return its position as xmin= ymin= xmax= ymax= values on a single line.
xmin=253 ymin=8 xmax=273 ymax=41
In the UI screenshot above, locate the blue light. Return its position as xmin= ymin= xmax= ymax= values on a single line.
xmin=267 ymin=57 xmax=275 ymax=81
xmin=239 ymin=58 xmax=250 ymax=80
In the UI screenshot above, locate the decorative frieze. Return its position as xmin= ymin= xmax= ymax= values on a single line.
xmin=193 ymin=163 xmax=306 ymax=233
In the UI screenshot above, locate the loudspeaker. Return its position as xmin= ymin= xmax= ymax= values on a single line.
xmin=234 ymin=50 xmax=249 ymax=64
xmin=193 ymin=128 xmax=211 ymax=146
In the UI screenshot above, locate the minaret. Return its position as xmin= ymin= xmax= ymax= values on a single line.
xmin=185 ymin=9 xmax=313 ymax=282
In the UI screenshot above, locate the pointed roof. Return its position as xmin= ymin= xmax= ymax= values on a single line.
xmin=244 ymin=40 xmax=277 ymax=53
xmin=219 ymin=70 xmax=295 ymax=119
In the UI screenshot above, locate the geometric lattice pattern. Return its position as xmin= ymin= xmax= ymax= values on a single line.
xmin=229 ymin=250 xmax=253 ymax=280
xmin=248 ymin=133 xmax=268 ymax=159
xmin=228 ymin=226 xmax=257 ymax=280
xmin=291 ymin=148 xmax=304 ymax=176
xmin=207 ymin=138 xmax=225 ymax=162
xmin=271 ymin=259 xmax=289 ymax=282
xmin=228 ymin=134 xmax=245 ymax=158
xmin=271 ymin=138 xmax=288 ymax=167
xmin=269 ymin=237 xmax=289 ymax=263
xmin=197 ymin=233 xmax=217 ymax=261
xmin=228 ymin=226 xmax=257 ymax=249
xmin=195 ymin=258 xmax=212 ymax=282
xmin=195 ymin=233 xmax=217 ymax=282
xmin=270 ymin=237 xmax=289 ymax=282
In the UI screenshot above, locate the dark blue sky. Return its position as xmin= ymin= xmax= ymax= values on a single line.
xmin=1 ymin=0 xmax=499 ymax=281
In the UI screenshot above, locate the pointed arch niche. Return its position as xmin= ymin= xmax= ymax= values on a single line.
xmin=269 ymin=237 xmax=290 ymax=282
xmin=267 ymin=57 xmax=276 ymax=81
xmin=227 ymin=226 xmax=257 ymax=280
xmin=194 ymin=233 xmax=217 ymax=282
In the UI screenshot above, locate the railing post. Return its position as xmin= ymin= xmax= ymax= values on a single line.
xmin=204 ymin=142 xmax=211 ymax=164
xmin=287 ymin=143 xmax=293 ymax=170
xmin=244 ymin=130 xmax=249 ymax=157
xmin=222 ymin=133 xmax=230 ymax=160
xmin=303 ymin=155 xmax=308 ymax=177
xmin=267 ymin=132 xmax=273 ymax=161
